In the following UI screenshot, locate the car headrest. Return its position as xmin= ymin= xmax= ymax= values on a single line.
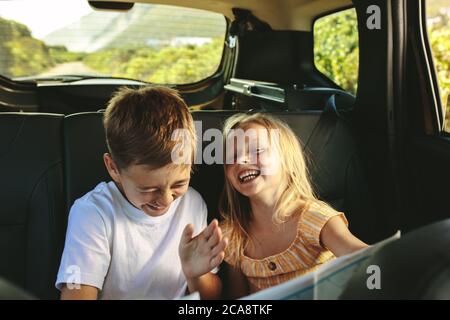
xmin=64 ymin=112 xmax=109 ymax=210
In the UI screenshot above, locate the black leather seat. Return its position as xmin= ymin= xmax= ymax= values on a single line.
xmin=191 ymin=107 xmax=380 ymax=243
xmin=2 ymin=107 xmax=436 ymax=299
xmin=286 ymin=87 xmax=356 ymax=111
xmin=0 ymin=113 xmax=65 ymax=299
xmin=63 ymin=112 xmax=109 ymax=211
xmin=190 ymin=110 xmax=321 ymax=218
xmin=62 ymin=106 xmax=379 ymax=243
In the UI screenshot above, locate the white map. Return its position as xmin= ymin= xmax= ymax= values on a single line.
xmin=241 ymin=232 xmax=401 ymax=300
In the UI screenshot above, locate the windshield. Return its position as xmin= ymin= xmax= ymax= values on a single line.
xmin=0 ymin=0 xmax=227 ymax=84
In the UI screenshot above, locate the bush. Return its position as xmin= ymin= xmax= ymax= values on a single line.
xmin=83 ymin=38 xmax=224 ymax=84
xmin=428 ymin=12 xmax=450 ymax=129
xmin=314 ymin=9 xmax=359 ymax=95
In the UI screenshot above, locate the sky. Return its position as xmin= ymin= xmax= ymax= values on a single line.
xmin=0 ymin=0 xmax=92 ymax=39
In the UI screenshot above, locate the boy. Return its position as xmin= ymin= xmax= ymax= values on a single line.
xmin=56 ymin=86 xmax=227 ymax=299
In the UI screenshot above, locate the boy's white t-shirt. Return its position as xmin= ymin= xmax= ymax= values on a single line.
xmin=56 ymin=181 xmax=208 ymax=299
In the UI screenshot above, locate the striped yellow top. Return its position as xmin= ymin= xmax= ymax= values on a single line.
xmin=222 ymin=204 xmax=348 ymax=292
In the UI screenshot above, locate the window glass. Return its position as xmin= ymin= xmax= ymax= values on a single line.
xmin=314 ymin=8 xmax=359 ymax=95
xmin=0 ymin=0 xmax=227 ymax=84
xmin=426 ymin=0 xmax=450 ymax=131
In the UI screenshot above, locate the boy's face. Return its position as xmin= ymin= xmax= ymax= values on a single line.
xmin=104 ymin=154 xmax=191 ymax=217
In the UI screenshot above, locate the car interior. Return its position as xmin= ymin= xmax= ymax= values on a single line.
xmin=0 ymin=0 xmax=449 ymax=299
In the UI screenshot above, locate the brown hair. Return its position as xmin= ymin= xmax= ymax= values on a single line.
xmin=103 ymin=86 xmax=196 ymax=170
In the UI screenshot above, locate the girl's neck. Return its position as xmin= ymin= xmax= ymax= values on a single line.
xmin=249 ymin=186 xmax=285 ymax=230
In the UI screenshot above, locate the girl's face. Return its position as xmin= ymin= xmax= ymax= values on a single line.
xmin=225 ymin=123 xmax=284 ymax=199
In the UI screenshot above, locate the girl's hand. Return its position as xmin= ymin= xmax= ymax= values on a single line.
xmin=179 ymin=219 xmax=228 ymax=279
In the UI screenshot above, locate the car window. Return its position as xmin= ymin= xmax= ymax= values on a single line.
xmin=0 ymin=0 xmax=226 ymax=84
xmin=426 ymin=0 xmax=450 ymax=132
xmin=313 ymin=8 xmax=359 ymax=95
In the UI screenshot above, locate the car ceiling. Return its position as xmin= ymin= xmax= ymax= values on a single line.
xmin=90 ymin=0 xmax=352 ymax=31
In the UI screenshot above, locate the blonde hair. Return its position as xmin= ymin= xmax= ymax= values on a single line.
xmin=219 ymin=113 xmax=334 ymax=266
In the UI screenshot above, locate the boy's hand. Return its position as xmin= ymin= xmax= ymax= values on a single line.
xmin=179 ymin=219 xmax=228 ymax=279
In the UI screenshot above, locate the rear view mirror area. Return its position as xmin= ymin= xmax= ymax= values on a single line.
xmin=88 ymin=1 xmax=134 ymax=11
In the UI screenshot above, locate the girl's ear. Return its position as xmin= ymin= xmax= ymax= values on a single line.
xmin=103 ymin=153 xmax=121 ymax=182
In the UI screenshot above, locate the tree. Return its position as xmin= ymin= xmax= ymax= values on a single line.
xmin=428 ymin=11 xmax=450 ymax=129
xmin=83 ymin=38 xmax=224 ymax=84
xmin=0 ymin=17 xmax=56 ymax=77
xmin=314 ymin=9 xmax=359 ymax=94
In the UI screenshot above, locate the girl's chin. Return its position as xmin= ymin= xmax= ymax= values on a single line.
xmin=235 ymin=183 xmax=262 ymax=197
xmin=240 ymin=191 xmax=259 ymax=198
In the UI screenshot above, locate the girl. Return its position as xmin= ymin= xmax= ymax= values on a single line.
xmin=219 ymin=113 xmax=368 ymax=298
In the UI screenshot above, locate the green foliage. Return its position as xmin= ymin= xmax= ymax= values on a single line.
xmin=1 ymin=5 xmax=447 ymax=122
xmin=314 ymin=6 xmax=449 ymax=132
xmin=426 ymin=0 xmax=450 ymax=17
xmin=314 ymin=9 xmax=359 ymax=95
xmin=0 ymin=14 xmax=223 ymax=82
xmin=0 ymin=17 xmax=55 ymax=77
xmin=428 ymin=11 xmax=450 ymax=130
xmin=5 ymin=38 xmax=55 ymax=77
xmin=0 ymin=18 xmax=86 ymax=77
xmin=48 ymin=45 xmax=86 ymax=64
xmin=0 ymin=17 xmax=31 ymax=40
xmin=83 ymin=38 xmax=224 ymax=84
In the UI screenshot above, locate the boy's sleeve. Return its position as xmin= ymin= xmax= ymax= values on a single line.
xmin=55 ymin=200 xmax=111 ymax=291
xmin=299 ymin=204 xmax=348 ymax=249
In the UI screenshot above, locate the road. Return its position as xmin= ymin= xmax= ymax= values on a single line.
xmin=38 ymin=61 xmax=104 ymax=77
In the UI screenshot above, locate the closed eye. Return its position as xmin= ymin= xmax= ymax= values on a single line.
xmin=140 ymin=189 xmax=157 ymax=194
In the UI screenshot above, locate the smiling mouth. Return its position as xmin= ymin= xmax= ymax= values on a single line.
xmin=238 ymin=169 xmax=261 ymax=184
xmin=146 ymin=203 xmax=166 ymax=211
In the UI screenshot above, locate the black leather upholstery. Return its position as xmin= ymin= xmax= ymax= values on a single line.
xmin=190 ymin=110 xmax=322 ymax=221
xmin=63 ymin=112 xmax=109 ymax=211
xmin=0 ymin=113 xmax=65 ymax=299
xmin=0 ymin=108 xmax=422 ymax=299
xmin=286 ymin=87 xmax=355 ymax=111
xmin=300 ymin=103 xmax=379 ymax=243
xmin=341 ymin=219 xmax=450 ymax=300
xmin=62 ymin=108 xmax=378 ymax=243
xmin=192 ymin=109 xmax=378 ymax=242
